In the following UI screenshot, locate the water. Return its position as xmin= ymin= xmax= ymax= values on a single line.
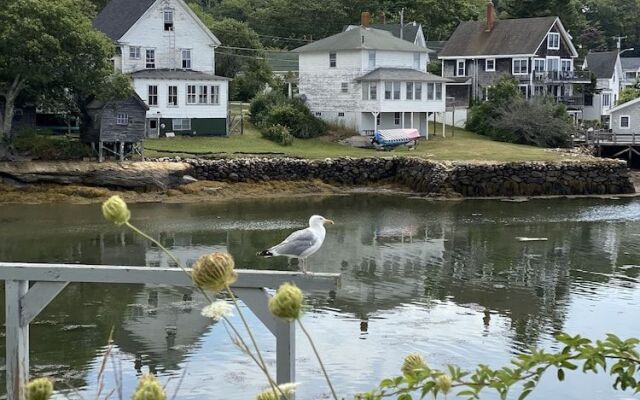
xmin=1 ymin=194 xmax=640 ymax=399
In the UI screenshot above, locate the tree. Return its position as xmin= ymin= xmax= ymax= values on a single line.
xmin=617 ymin=86 xmax=640 ymax=105
xmin=0 ymin=0 xmax=130 ymax=157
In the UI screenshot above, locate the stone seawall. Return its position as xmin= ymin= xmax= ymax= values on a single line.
xmin=178 ymin=157 xmax=635 ymax=197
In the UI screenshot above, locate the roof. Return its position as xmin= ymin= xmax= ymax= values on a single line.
xmin=621 ymin=57 xmax=640 ymax=71
xmin=292 ymin=27 xmax=427 ymax=53
xmin=439 ymin=16 xmax=567 ymax=58
xmin=356 ymin=68 xmax=450 ymax=82
xmin=344 ymin=23 xmax=422 ymax=44
xmin=585 ymin=51 xmax=619 ymax=79
xmin=608 ymin=96 xmax=640 ymax=113
xmin=265 ymin=50 xmax=299 ymax=73
xmin=93 ymin=0 xmax=156 ymax=41
xmin=130 ymin=69 xmax=231 ymax=81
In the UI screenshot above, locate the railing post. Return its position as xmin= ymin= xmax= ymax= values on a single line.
xmin=6 ymin=280 xmax=29 ymax=400
xmin=276 ymin=320 xmax=295 ymax=388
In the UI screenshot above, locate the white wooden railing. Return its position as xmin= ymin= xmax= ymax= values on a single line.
xmin=0 ymin=263 xmax=341 ymax=400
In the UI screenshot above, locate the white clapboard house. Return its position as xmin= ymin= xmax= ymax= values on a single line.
xmin=292 ymin=17 xmax=448 ymax=137
xmin=582 ymin=51 xmax=624 ymax=122
xmin=93 ymin=0 xmax=229 ymax=137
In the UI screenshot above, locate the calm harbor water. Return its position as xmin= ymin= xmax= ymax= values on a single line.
xmin=1 ymin=194 xmax=640 ymax=399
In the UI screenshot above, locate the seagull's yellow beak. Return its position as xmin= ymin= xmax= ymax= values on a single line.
xmin=323 ymin=219 xmax=335 ymax=225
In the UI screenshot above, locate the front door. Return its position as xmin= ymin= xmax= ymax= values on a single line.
xmin=148 ymin=119 xmax=159 ymax=138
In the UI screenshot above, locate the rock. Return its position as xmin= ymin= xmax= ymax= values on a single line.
xmin=182 ymin=175 xmax=198 ymax=184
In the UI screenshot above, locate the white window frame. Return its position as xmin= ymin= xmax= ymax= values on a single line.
xmin=406 ymin=82 xmax=414 ymax=100
xmin=393 ymin=81 xmax=400 ymax=100
xmin=164 ymin=9 xmax=174 ymax=31
xmin=315 ymin=112 xmax=322 ymax=117
xmin=368 ymin=51 xmax=376 ymax=69
xmin=198 ymin=85 xmax=208 ymax=104
xmin=414 ymin=53 xmax=421 ymax=70
xmin=435 ymin=82 xmax=442 ymax=100
xmin=561 ymin=59 xmax=572 ymax=72
xmin=145 ymin=49 xmax=155 ymax=69
xmin=534 ymin=58 xmax=546 ymax=72
xmin=394 ymin=112 xmax=401 ymax=126
xmin=147 ymin=85 xmax=158 ymax=106
xmin=129 ymin=46 xmax=141 ymax=60
xmin=186 ymin=85 xmax=197 ymax=104
xmin=338 ymin=112 xmax=345 ymax=117
xmin=329 ymin=52 xmax=336 ymax=68
xmin=519 ymin=84 xmax=529 ymax=99
xmin=415 ymin=82 xmax=422 ymax=100
xmin=546 ymin=56 xmax=560 ymax=72
xmin=168 ymin=85 xmax=178 ymax=106
xmin=210 ymin=85 xmax=220 ymax=105
xmin=620 ymin=115 xmax=631 ymax=129
xmin=173 ymin=118 xmax=191 ymax=131
xmin=547 ymin=32 xmax=560 ymax=50
xmin=485 ymin=58 xmax=496 ymax=72
xmin=341 ymin=82 xmax=348 ymax=93
xmin=369 ymin=82 xmax=377 ymax=100
xmin=181 ymin=49 xmax=192 ymax=69
xmin=456 ymin=59 xmax=466 ymax=77
xmin=116 ymin=112 xmax=128 ymax=125
xmin=512 ymin=58 xmax=528 ymax=75
xmin=602 ymin=93 xmax=611 ymax=107
xmin=384 ymin=81 xmax=392 ymax=100
xmin=427 ymin=82 xmax=435 ymax=100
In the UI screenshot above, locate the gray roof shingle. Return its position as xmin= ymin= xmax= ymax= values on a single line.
xmin=130 ymin=69 xmax=230 ymax=81
xmin=93 ymin=0 xmax=156 ymax=41
xmin=621 ymin=57 xmax=640 ymax=71
xmin=585 ymin=51 xmax=619 ymax=79
xmin=343 ymin=23 xmax=422 ymax=44
xmin=439 ymin=16 xmax=559 ymax=58
xmin=356 ymin=68 xmax=450 ymax=82
xmin=292 ymin=27 xmax=427 ymax=53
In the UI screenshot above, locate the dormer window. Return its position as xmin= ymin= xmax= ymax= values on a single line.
xmin=547 ymin=32 xmax=560 ymax=50
xmin=164 ymin=9 xmax=174 ymax=31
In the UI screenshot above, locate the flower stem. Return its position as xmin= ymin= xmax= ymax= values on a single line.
xmin=297 ymin=318 xmax=338 ymax=400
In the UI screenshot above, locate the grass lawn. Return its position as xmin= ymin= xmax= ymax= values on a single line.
xmin=144 ymin=122 xmax=580 ymax=162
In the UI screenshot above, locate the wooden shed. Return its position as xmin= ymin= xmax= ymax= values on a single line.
xmin=84 ymin=94 xmax=149 ymax=162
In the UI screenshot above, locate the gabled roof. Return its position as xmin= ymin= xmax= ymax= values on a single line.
xmin=439 ymin=16 xmax=573 ymax=58
xmin=356 ymin=68 xmax=449 ymax=82
xmin=292 ymin=27 xmax=427 ymax=53
xmin=130 ymin=69 xmax=230 ymax=81
xmin=344 ymin=23 xmax=422 ymax=44
xmin=621 ymin=57 xmax=640 ymax=71
xmin=93 ymin=0 xmax=156 ymax=41
xmin=608 ymin=96 xmax=640 ymax=113
xmin=584 ymin=51 xmax=619 ymax=79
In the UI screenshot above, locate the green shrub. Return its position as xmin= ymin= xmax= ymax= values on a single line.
xmin=12 ymin=131 xmax=91 ymax=160
xmin=249 ymin=91 xmax=286 ymax=125
xmin=249 ymin=92 xmax=327 ymax=139
xmin=260 ymin=124 xmax=294 ymax=146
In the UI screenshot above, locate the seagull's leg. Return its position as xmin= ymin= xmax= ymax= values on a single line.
xmin=301 ymin=258 xmax=308 ymax=274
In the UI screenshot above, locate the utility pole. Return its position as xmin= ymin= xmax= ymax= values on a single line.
xmin=613 ymin=36 xmax=627 ymax=50
xmin=400 ymin=8 xmax=404 ymax=40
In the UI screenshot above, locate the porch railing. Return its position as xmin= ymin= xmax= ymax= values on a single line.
xmin=533 ymin=70 xmax=592 ymax=83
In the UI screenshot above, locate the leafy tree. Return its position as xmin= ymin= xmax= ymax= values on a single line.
xmin=0 ymin=0 xmax=130 ymax=158
xmin=617 ymin=86 xmax=640 ymax=105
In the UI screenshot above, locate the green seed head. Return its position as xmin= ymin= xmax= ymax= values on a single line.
xmin=192 ymin=252 xmax=237 ymax=292
xmin=401 ymin=353 xmax=428 ymax=376
xmin=132 ymin=374 xmax=166 ymax=400
xmin=268 ymin=283 xmax=304 ymax=320
xmin=255 ymin=383 xmax=297 ymax=400
xmin=101 ymin=195 xmax=130 ymax=226
xmin=26 ymin=377 xmax=53 ymax=400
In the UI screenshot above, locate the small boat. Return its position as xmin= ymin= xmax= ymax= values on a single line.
xmin=372 ymin=128 xmax=421 ymax=151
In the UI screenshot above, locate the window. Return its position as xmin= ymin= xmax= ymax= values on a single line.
xmin=547 ymin=57 xmax=559 ymax=72
xmin=415 ymin=82 xmax=422 ymax=100
xmin=329 ymin=52 xmax=336 ymax=68
xmin=393 ymin=81 xmax=400 ymax=100
xmin=129 ymin=46 xmax=141 ymax=59
xmin=513 ymin=58 xmax=528 ymax=75
xmin=210 ymin=85 xmax=220 ymax=104
xmin=534 ymin=58 xmax=546 ymax=72
xmin=435 ymin=83 xmax=442 ymax=100
xmin=198 ymin=85 xmax=208 ymax=104
xmin=315 ymin=112 xmax=322 ymax=117
xmin=456 ymin=59 xmax=466 ymax=76
xmin=338 ymin=112 xmax=345 ymax=117
xmin=620 ymin=115 xmax=631 ymax=129
xmin=603 ymin=93 xmax=611 ymax=107
xmin=427 ymin=82 xmax=434 ymax=99
xmin=173 ymin=119 xmax=191 ymax=131
xmin=561 ymin=59 xmax=572 ymax=72
xmin=534 ymin=85 xmax=545 ymax=96
xmin=168 ymin=86 xmax=178 ymax=106
xmin=376 ymin=113 xmax=381 ymax=126
xmin=147 ymin=85 xmax=158 ymax=106
xmin=547 ymin=32 xmax=560 ymax=50
xmin=186 ymin=85 xmax=197 ymax=104
xmin=394 ymin=112 xmax=401 ymax=125
xmin=181 ymin=49 xmax=191 ymax=69
xmin=368 ymin=51 xmax=376 ymax=68
xmin=164 ymin=9 xmax=174 ymax=31
xmin=406 ymin=82 xmax=414 ymax=100
xmin=519 ymin=84 xmax=529 ymax=98
xmin=145 ymin=49 xmax=155 ymax=69
xmin=385 ymin=81 xmax=392 ymax=100
xmin=414 ymin=53 xmax=421 ymax=70
xmin=116 ymin=112 xmax=128 ymax=125
xmin=341 ymin=82 xmax=348 ymax=93
xmin=369 ymin=82 xmax=377 ymax=100
xmin=626 ymin=72 xmax=637 ymax=80
xmin=485 ymin=58 xmax=495 ymax=72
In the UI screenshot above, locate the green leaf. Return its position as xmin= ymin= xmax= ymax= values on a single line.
xmin=518 ymin=390 xmax=533 ymax=400
xmin=557 ymin=369 xmax=565 ymax=382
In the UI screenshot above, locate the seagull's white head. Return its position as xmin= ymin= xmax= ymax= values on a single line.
xmin=309 ymin=215 xmax=334 ymax=228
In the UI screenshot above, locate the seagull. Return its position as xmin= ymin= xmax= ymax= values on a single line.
xmin=258 ymin=215 xmax=334 ymax=273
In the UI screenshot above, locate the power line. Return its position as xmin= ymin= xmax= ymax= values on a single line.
xmin=215 ymin=50 xmax=299 ymax=64
xmin=256 ymin=33 xmax=313 ymax=43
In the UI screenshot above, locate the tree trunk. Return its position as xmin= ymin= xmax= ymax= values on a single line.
xmin=0 ymin=76 xmax=24 ymax=142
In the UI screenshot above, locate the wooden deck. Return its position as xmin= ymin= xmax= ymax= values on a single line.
xmin=573 ymin=130 xmax=640 ymax=161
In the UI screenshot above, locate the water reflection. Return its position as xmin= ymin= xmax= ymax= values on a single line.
xmin=0 ymin=195 xmax=639 ymax=399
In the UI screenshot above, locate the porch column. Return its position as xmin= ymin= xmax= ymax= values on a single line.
xmin=371 ymin=112 xmax=379 ymax=134
xmin=442 ymin=113 xmax=446 ymax=138
xmin=411 ymin=112 xmax=414 ymax=129
xmin=402 ymin=112 xmax=405 ymax=129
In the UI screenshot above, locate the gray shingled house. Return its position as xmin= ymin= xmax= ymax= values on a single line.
xmin=438 ymin=1 xmax=590 ymax=122
xmin=608 ymin=97 xmax=640 ymax=135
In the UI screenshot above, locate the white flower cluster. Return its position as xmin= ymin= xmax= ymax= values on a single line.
xmin=201 ymin=300 xmax=233 ymax=321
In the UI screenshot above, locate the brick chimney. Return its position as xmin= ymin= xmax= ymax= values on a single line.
xmin=379 ymin=11 xmax=386 ymax=24
xmin=485 ymin=0 xmax=495 ymax=32
xmin=361 ymin=11 xmax=370 ymax=27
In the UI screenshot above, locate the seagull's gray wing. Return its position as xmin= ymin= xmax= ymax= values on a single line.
xmin=270 ymin=228 xmax=320 ymax=257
